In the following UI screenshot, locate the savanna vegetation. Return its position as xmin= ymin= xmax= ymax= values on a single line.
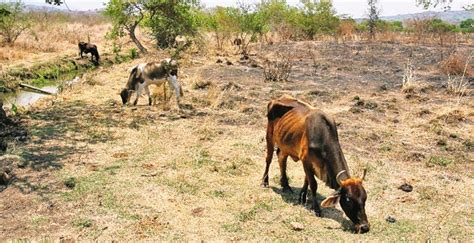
xmin=0 ymin=0 xmax=472 ymax=241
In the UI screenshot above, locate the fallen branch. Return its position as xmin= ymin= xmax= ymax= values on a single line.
xmin=19 ymin=83 xmax=55 ymax=95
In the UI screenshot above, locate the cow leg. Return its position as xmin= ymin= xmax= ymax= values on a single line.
xmin=299 ymin=176 xmax=308 ymax=205
xmin=167 ymin=75 xmax=181 ymax=108
xmin=133 ymin=85 xmax=142 ymax=106
xmin=145 ymin=86 xmax=152 ymax=106
xmin=261 ymin=125 xmax=275 ymax=188
xmin=277 ymin=149 xmax=292 ymax=192
xmin=303 ymin=162 xmax=321 ymax=217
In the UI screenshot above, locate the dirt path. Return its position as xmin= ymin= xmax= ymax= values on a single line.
xmin=0 ymin=42 xmax=473 ymax=241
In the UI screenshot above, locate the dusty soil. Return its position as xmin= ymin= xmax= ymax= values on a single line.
xmin=0 ymin=41 xmax=473 ymax=241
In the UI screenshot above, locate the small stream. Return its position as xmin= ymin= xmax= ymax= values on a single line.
xmin=4 ymin=86 xmax=59 ymax=107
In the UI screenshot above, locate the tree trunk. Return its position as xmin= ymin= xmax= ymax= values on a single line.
xmin=129 ymin=26 xmax=147 ymax=54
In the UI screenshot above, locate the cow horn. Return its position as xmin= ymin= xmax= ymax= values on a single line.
xmin=335 ymin=170 xmax=347 ymax=186
xmin=361 ymin=168 xmax=367 ymax=181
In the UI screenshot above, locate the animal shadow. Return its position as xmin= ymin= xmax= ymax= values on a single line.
xmin=271 ymin=186 xmax=353 ymax=231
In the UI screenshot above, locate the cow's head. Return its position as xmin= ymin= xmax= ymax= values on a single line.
xmin=120 ymin=88 xmax=132 ymax=105
xmin=321 ymin=170 xmax=369 ymax=233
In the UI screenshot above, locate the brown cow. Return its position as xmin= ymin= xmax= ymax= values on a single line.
xmin=261 ymin=95 xmax=370 ymax=233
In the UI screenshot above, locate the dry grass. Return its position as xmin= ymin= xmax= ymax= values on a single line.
xmin=0 ymin=34 xmax=473 ymax=242
xmin=263 ymin=50 xmax=293 ymax=82
xmin=401 ymin=59 xmax=418 ymax=93
xmin=440 ymin=52 xmax=472 ymax=76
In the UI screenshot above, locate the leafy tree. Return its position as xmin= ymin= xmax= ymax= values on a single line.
xmin=459 ymin=18 xmax=473 ymax=33
xmin=428 ymin=18 xmax=458 ymax=46
xmin=299 ymin=0 xmax=340 ymax=39
xmin=104 ymin=0 xmax=148 ymax=54
xmin=0 ymin=1 xmax=29 ymax=45
xmin=205 ymin=7 xmax=239 ymax=50
xmin=144 ymin=0 xmax=202 ymax=49
xmin=416 ymin=0 xmax=453 ymax=9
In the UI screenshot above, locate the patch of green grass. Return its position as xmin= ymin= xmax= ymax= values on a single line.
xmin=222 ymin=222 xmax=242 ymax=233
xmin=208 ymin=189 xmax=226 ymax=198
xmin=64 ymin=177 xmax=76 ymax=189
xmin=377 ymin=219 xmax=417 ymax=237
xmin=164 ymin=175 xmax=200 ymax=195
xmin=72 ymin=218 xmax=93 ymax=228
xmin=426 ymin=156 xmax=453 ymax=167
xmin=236 ymin=201 xmax=273 ymax=223
xmin=379 ymin=143 xmax=393 ymax=152
xmin=31 ymin=215 xmax=48 ymax=227
xmin=62 ymin=172 xmax=108 ymax=202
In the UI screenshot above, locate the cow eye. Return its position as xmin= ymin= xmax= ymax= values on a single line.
xmin=345 ymin=197 xmax=351 ymax=203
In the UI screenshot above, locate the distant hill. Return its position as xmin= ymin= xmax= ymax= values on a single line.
xmin=380 ymin=10 xmax=473 ymax=24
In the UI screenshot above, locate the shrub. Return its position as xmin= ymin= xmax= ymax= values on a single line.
xmin=440 ymin=53 xmax=471 ymax=76
xmin=401 ymin=59 xmax=417 ymax=93
xmin=0 ymin=1 xmax=30 ymax=45
xmin=263 ymin=51 xmax=293 ymax=82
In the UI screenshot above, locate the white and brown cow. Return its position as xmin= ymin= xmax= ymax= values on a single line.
xmin=120 ymin=59 xmax=183 ymax=107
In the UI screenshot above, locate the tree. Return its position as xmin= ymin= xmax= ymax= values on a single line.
xmin=0 ymin=1 xmax=29 ymax=46
xmin=299 ymin=0 xmax=340 ymax=39
xmin=205 ymin=7 xmax=239 ymax=50
xmin=144 ymin=0 xmax=202 ymax=49
xmin=367 ymin=0 xmax=379 ymax=40
xmin=104 ymin=0 xmax=148 ymax=54
xmin=416 ymin=0 xmax=453 ymax=9
xmin=459 ymin=18 xmax=473 ymax=33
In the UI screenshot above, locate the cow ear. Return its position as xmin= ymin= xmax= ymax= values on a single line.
xmin=321 ymin=191 xmax=340 ymax=208
xmin=267 ymin=101 xmax=294 ymax=121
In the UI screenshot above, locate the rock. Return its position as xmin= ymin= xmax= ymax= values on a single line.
xmin=290 ymin=222 xmax=304 ymax=231
xmin=386 ymin=216 xmax=396 ymax=223
xmin=398 ymin=183 xmax=413 ymax=192
xmin=216 ymin=58 xmax=223 ymax=64
xmin=191 ymin=207 xmax=205 ymax=217
xmin=225 ymin=60 xmax=233 ymax=65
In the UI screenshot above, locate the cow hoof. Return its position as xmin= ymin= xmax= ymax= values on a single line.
xmin=260 ymin=182 xmax=269 ymax=188
xmin=313 ymin=209 xmax=322 ymax=217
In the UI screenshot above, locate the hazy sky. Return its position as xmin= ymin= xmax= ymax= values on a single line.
xmin=5 ymin=0 xmax=473 ymax=18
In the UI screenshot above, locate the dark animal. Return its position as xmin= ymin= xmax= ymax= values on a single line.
xmin=261 ymin=95 xmax=370 ymax=233
xmin=78 ymin=41 xmax=99 ymax=63
xmin=233 ymin=38 xmax=242 ymax=46
xmin=120 ymin=59 xmax=183 ymax=107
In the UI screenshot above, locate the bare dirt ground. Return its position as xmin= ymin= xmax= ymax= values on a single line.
xmin=0 ymin=40 xmax=473 ymax=241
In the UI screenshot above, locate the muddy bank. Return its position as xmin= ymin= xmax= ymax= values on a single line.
xmin=1 ymin=53 xmax=128 ymax=93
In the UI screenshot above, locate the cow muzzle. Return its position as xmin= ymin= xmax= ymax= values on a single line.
xmin=355 ymin=223 xmax=370 ymax=234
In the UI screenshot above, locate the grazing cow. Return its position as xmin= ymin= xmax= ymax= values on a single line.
xmin=261 ymin=95 xmax=370 ymax=233
xmin=120 ymin=59 xmax=183 ymax=107
xmin=78 ymin=41 xmax=99 ymax=63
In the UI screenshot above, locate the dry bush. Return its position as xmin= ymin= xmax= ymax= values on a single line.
xmin=379 ymin=32 xmax=398 ymax=43
xmin=401 ymin=59 xmax=418 ymax=93
xmin=446 ymin=74 xmax=470 ymax=97
xmin=263 ymin=51 xmax=293 ymax=82
xmin=440 ymin=53 xmax=472 ymax=76
xmin=337 ymin=20 xmax=356 ymax=42
xmin=405 ymin=18 xmax=431 ymax=44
